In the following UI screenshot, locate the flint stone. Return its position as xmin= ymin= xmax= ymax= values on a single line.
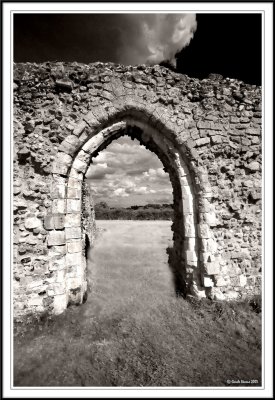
xmin=25 ymin=217 xmax=42 ymax=230
xmin=246 ymin=161 xmax=260 ymax=171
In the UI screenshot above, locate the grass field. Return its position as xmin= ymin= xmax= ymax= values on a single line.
xmin=14 ymin=221 xmax=261 ymax=387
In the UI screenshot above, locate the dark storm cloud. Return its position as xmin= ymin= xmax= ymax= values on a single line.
xmin=14 ymin=13 xmax=197 ymax=65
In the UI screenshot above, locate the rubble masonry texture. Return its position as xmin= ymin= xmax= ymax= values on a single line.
xmin=13 ymin=62 xmax=262 ymax=319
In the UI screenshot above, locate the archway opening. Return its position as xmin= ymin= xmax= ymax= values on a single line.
xmin=84 ymin=133 xmax=176 ymax=307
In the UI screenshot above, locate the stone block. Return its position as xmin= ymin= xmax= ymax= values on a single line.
xmin=52 ymin=162 xmax=69 ymax=175
xmin=214 ymin=276 xmax=227 ymax=287
xmin=28 ymin=296 xmax=44 ymax=307
xmin=73 ymin=158 xmax=87 ymax=173
xmin=210 ymin=122 xmax=223 ymax=131
xmin=56 ymin=79 xmax=72 ymax=90
xmin=47 ymin=231 xmax=66 ymax=246
xmin=195 ymin=137 xmax=210 ymax=147
xmin=181 ymin=184 xmax=192 ymax=197
xmin=25 ymin=216 xmax=42 ymax=230
xmin=67 ymin=240 xmax=82 ymax=253
xmin=73 ymin=121 xmax=87 ymax=137
xmin=67 ymin=199 xmax=81 ymax=213
xmin=182 ymin=196 xmax=193 ymax=213
xmin=52 ymin=282 xmax=66 ymax=296
xmin=186 ymin=250 xmax=198 ymax=263
xmin=203 ymin=262 xmax=220 ymax=275
xmin=77 ymin=150 xmax=90 ymax=163
xmin=211 ymin=135 xmax=223 ymax=144
xmin=245 ymin=128 xmax=260 ymax=136
xmin=211 ymin=288 xmax=226 ymax=301
xmin=246 ymin=161 xmax=260 ymax=171
xmin=52 ymin=199 xmax=66 ymax=214
xmin=183 ymin=238 xmax=196 ymax=251
xmin=66 ymin=227 xmax=82 ymax=239
xmin=48 ymin=245 xmax=66 ymax=257
xmin=68 ymin=178 xmax=82 ymax=190
xmin=55 ymin=152 xmax=72 ymax=167
xmin=183 ymin=214 xmax=195 ymax=237
xmin=48 ymin=255 xmax=66 ymax=271
xmin=200 ymin=252 xmax=215 ymax=263
xmin=198 ymin=224 xmax=211 ymax=239
xmin=52 ymin=183 xmax=66 ymax=199
xmin=239 ymin=274 xmax=247 ymax=287
xmin=65 ymin=213 xmax=81 ymax=227
xmin=66 ymin=277 xmax=83 ymax=290
xmin=84 ymin=111 xmax=100 ymax=127
xmin=66 ymin=252 xmax=82 ymax=266
xmin=198 ymin=198 xmax=212 ymax=213
xmin=67 ymin=264 xmax=83 ymax=278
xmin=53 ymin=293 xmax=68 ymax=314
xmin=197 ymin=121 xmax=211 ymax=129
xmin=201 ymin=238 xmax=217 ymax=253
xmin=67 ymin=187 xmax=81 ymax=199
xmin=59 ymin=141 xmax=76 ymax=156
xmin=203 ymin=276 xmax=214 ymax=287
xmin=28 ymin=280 xmax=44 ymax=289
xmin=53 ymin=214 xmax=65 ymax=230
xmin=225 ymin=290 xmax=239 ymax=300
xmin=56 ymin=269 xmax=66 ymax=283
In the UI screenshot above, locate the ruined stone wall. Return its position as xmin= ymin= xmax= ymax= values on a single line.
xmin=13 ymin=62 xmax=262 ymax=319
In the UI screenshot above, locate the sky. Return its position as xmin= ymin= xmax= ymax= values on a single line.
xmin=13 ymin=13 xmax=262 ymax=207
xmin=86 ymin=137 xmax=173 ymax=207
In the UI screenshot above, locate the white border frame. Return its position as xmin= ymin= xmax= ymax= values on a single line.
xmin=3 ymin=2 xmax=273 ymax=398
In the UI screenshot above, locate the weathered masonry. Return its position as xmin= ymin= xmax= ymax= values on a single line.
xmin=13 ymin=62 xmax=262 ymax=319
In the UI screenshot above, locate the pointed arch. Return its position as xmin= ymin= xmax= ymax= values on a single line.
xmin=47 ymin=101 xmax=217 ymax=314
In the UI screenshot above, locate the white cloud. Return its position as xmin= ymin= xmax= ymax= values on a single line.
xmin=144 ymin=14 xmax=197 ymax=66
xmin=113 ymin=188 xmax=129 ymax=197
xmin=118 ymin=14 xmax=197 ymax=66
xmin=143 ymin=167 xmax=168 ymax=181
xmin=86 ymin=136 xmax=173 ymax=206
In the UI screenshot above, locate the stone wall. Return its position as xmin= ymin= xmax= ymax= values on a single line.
xmin=13 ymin=62 xmax=262 ymax=319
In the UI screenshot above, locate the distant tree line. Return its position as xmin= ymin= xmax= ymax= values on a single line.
xmin=95 ymin=202 xmax=173 ymax=220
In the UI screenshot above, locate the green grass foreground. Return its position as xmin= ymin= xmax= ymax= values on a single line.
xmin=14 ymin=221 xmax=261 ymax=387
